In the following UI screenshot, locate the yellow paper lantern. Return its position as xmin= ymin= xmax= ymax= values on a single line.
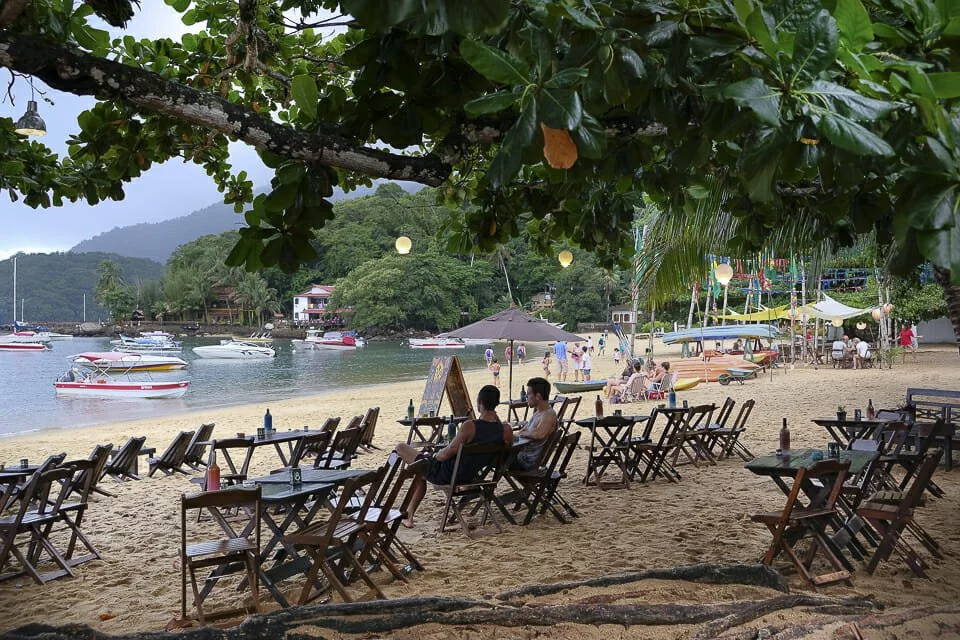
xmin=831 ymin=318 xmax=844 ymax=327
xmin=871 ymin=308 xmax=882 ymax=322
xmin=714 ymin=262 xmax=734 ymax=286
xmin=395 ymin=235 xmax=412 ymax=254
xmin=558 ymin=250 xmax=573 ymax=268
xmin=883 ymin=303 xmax=894 ymax=315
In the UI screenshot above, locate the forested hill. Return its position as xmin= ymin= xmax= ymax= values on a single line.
xmin=70 ymin=182 xmax=419 ymax=263
xmin=0 ymin=253 xmax=164 ymax=323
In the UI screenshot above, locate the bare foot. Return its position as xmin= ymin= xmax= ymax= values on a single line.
xmin=402 ymin=518 xmax=414 ymax=529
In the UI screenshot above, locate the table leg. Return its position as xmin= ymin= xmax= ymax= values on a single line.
xmin=273 ymin=442 xmax=290 ymax=467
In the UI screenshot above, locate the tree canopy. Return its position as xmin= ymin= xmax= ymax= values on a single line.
xmin=2 ymin=0 xmax=958 ymax=286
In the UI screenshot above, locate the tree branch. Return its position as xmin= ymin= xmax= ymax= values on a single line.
xmin=0 ymin=0 xmax=28 ymax=28
xmin=0 ymin=33 xmax=451 ymax=186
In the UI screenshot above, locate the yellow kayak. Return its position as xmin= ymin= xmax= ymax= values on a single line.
xmin=673 ymin=377 xmax=700 ymax=391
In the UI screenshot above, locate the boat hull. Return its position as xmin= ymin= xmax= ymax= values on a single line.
xmin=670 ymin=356 xmax=761 ymax=382
xmin=673 ymin=377 xmax=700 ymax=391
xmin=0 ymin=343 xmax=48 ymax=351
xmin=408 ymin=339 xmax=465 ymax=349
xmin=55 ymin=381 xmax=189 ymax=399
xmin=192 ymin=346 xmax=275 ymax=359
xmin=292 ymin=340 xmax=356 ymax=351
xmin=554 ymin=380 xmax=607 ymax=394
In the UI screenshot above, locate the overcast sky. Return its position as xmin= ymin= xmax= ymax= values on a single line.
xmin=0 ymin=4 xmax=282 ymax=259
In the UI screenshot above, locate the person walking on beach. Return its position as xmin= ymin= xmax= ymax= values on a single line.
xmin=581 ymin=348 xmax=593 ymax=381
xmin=554 ymin=340 xmax=568 ymax=381
xmin=900 ymin=324 xmax=916 ymax=353
xmin=570 ymin=344 xmax=583 ymax=382
xmin=517 ymin=343 xmax=526 ymax=366
xmin=491 ymin=358 xmax=501 ymax=387
xmin=394 ymin=385 xmax=513 ymax=528
xmin=613 ymin=347 xmax=621 ymax=365
xmin=598 ymin=333 xmax=606 ymax=356
xmin=484 ymin=347 xmax=494 ymax=369
xmin=505 ymin=344 xmax=513 ymax=363
xmin=542 ymin=352 xmax=552 ymax=378
xmin=586 ymin=335 xmax=594 ymax=353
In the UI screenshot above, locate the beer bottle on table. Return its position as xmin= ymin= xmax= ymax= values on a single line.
xmin=206 ymin=450 xmax=221 ymax=492
xmin=779 ymin=418 xmax=791 ymax=453
xmin=595 ymin=395 xmax=604 ymax=418
xmin=867 ymin=399 xmax=876 ymax=420
xmin=407 ymin=399 xmax=415 ymax=421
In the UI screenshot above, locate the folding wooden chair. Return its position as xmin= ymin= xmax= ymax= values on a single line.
xmin=673 ymin=404 xmax=717 ymax=467
xmin=147 ymin=430 xmax=196 ymax=477
xmin=80 ymin=444 xmax=115 ymax=498
xmin=287 ymin=431 xmax=334 ymax=469
xmin=102 ymin=436 xmax=147 ymax=482
xmin=438 ymin=442 xmax=512 ymax=537
xmin=630 ymin=409 xmax=685 ymax=483
xmin=708 ymin=399 xmax=756 ymax=461
xmin=208 ymin=438 xmax=257 ymax=487
xmin=0 ymin=473 xmax=71 ymax=584
xmin=751 ymin=460 xmax=853 ymax=587
xmin=183 ymin=423 xmax=216 ymax=471
xmin=502 ymin=429 xmax=564 ymax=525
xmin=707 ymin=397 xmax=736 ymax=430
xmin=318 ymin=427 xmax=363 ymax=470
xmin=15 ymin=467 xmax=78 ymax=584
xmin=319 ymin=416 xmax=341 ymax=434
xmin=180 ymin=487 xmax=261 ymax=624
xmin=38 ymin=459 xmax=101 ymax=569
xmin=858 ymin=449 xmax=944 ymax=577
xmin=359 ymin=407 xmax=382 ymax=451
xmin=285 ymin=470 xmax=385 ymax=605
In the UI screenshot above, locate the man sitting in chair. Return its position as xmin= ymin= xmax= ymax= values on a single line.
xmin=395 ymin=385 xmax=513 ymax=528
xmin=605 ymin=361 xmax=643 ymax=400
xmin=853 ymin=337 xmax=871 ymax=369
xmin=511 ymin=377 xmax=559 ymax=471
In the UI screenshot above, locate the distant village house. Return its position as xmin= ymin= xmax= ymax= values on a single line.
xmin=293 ymin=284 xmax=349 ymax=326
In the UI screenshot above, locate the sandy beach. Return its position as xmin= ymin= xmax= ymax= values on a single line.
xmin=1 ymin=337 xmax=959 ymax=638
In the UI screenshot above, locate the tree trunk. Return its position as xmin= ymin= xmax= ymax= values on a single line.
xmin=933 ymin=267 xmax=960 ymax=356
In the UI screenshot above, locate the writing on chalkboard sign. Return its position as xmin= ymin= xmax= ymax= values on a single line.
xmin=418 ymin=356 xmax=474 ymax=419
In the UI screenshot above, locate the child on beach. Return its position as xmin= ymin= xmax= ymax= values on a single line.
xmin=613 ymin=347 xmax=621 ymax=364
xmin=570 ymin=345 xmax=582 ymax=382
xmin=517 ymin=343 xmax=526 ymax=366
xmin=484 ymin=347 xmax=494 ymax=368
xmin=491 ymin=358 xmax=501 ymax=387
xmin=542 ymin=352 xmax=551 ymax=378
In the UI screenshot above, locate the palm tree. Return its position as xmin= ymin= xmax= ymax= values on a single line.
xmin=186 ymin=266 xmax=215 ymax=324
xmin=235 ymin=274 xmax=281 ymax=327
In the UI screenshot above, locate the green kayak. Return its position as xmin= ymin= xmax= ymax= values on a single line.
xmin=553 ymin=380 xmax=608 ymax=394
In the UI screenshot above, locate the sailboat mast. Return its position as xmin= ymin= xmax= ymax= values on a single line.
xmin=12 ymin=256 xmax=16 ymax=327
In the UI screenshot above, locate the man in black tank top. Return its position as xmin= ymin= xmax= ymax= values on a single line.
xmin=395 ymin=385 xmax=513 ymax=528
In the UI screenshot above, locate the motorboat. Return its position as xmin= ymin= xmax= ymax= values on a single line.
xmin=0 ymin=331 xmax=51 ymax=351
xmin=408 ymin=337 xmax=465 ymax=349
xmin=112 ymin=334 xmax=183 ymax=354
xmin=192 ymin=340 xmax=276 ymax=359
xmin=241 ymin=331 xmax=274 ymax=344
xmin=15 ymin=322 xmax=73 ymax=340
xmin=55 ymin=357 xmax=189 ymax=399
xmin=292 ymin=329 xmax=361 ymax=351
xmin=71 ymin=351 xmax=188 ymax=372
xmin=437 ymin=333 xmax=491 ymax=346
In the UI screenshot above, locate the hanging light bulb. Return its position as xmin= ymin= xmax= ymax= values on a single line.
xmin=395 ymin=235 xmax=412 ymax=254
xmin=871 ymin=308 xmax=882 ymax=322
xmin=558 ymin=250 xmax=573 ymax=268
xmin=714 ymin=262 xmax=733 ymax=286
xmin=14 ymin=100 xmax=46 ymax=137
xmin=883 ymin=303 xmax=894 ymax=315
xmin=831 ymin=318 xmax=844 ymax=327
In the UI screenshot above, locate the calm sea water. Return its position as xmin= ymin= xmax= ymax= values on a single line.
xmin=0 ymin=337 xmax=494 ymax=436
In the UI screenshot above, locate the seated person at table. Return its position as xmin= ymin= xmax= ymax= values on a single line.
xmin=606 ymin=362 xmax=643 ymax=400
xmin=395 ymin=385 xmax=513 ymax=528
xmin=853 ymin=337 xmax=871 ymax=369
xmin=831 ymin=336 xmax=847 ymax=361
xmin=512 ymin=377 xmax=559 ymax=471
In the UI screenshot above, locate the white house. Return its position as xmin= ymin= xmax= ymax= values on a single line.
xmin=292 ymin=284 xmax=336 ymax=324
xmin=610 ymin=304 xmax=637 ymax=326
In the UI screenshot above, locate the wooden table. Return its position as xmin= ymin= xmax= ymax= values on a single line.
xmin=397 ymin=416 xmax=468 ymax=447
xmin=747 ymin=449 xmax=880 ymax=569
xmin=200 ymin=430 xmax=311 ymax=468
xmin=812 ymin=417 xmax=889 ymax=445
xmin=575 ymin=416 xmax=645 ymax=490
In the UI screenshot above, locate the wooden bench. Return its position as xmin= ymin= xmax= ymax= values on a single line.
xmin=905 ymin=388 xmax=959 ymax=470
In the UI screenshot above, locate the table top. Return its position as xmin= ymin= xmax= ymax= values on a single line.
xmin=255 ymin=480 xmax=334 ymax=503
xmin=397 ymin=416 xmax=469 ymax=427
xmin=251 ymin=429 xmax=311 ymax=445
xmin=0 ymin=467 xmax=36 ymax=480
xmin=575 ymin=415 xmax=648 ymax=427
xmin=812 ymin=417 xmax=889 ymax=426
xmin=746 ymin=449 xmax=879 ymax=476
xmin=249 ymin=468 xmax=367 ymax=485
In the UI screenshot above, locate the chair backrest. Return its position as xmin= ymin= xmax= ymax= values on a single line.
xmin=368 ymin=455 xmax=428 ymax=530
xmin=360 ymin=407 xmax=380 ymax=447
xmin=184 ymin=423 xmax=215 ymax=465
xmin=159 ymin=431 xmax=196 ymax=467
xmin=32 ymin=466 xmax=76 ymax=517
xmin=527 ymin=427 xmax=564 ymax=470
xmin=289 ymin=431 xmax=333 ymax=468
xmin=778 ymin=460 xmax=851 ymax=524
xmin=548 ymin=429 xmax=581 ymax=478
xmin=181 ymin=487 xmax=261 ymax=555
xmin=62 ymin=458 xmax=99 ymax=502
xmin=902 ymin=449 xmax=943 ymax=508
xmin=87 ymin=444 xmax=114 ymax=483
xmin=321 ymin=427 xmax=362 ymax=467
xmin=105 ymin=436 xmax=146 ymax=476
xmin=685 ymin=404 xmax=716 ymax=433
xmin=622 ymin=374 xmax=645 ymax=401
xmin=35 ymin=452 xmax=67 ymax=475
xmin=905 ymin=388 xmax=960 ymax=423
xmin=210 ymin=438 xmax=256 ymax=476
xmin=876 ymin=422 xmax=911 ymax=456
xmin=448 ymin=441 xmax=509 ymax=488
xmin=343 ymin=415 xmax=363 ymax=432
xmin=319 ymin=417 xmax=341 ymax=434
xmin=730 ymin=399 xmax=755 ymax=431
xmin=559 ymin=396 xmax=581 ymax=428
xmin=715 ymin=397 xmax=736 ymax=428
xmin=307 ymin=470 xmax=381 ymax=547
xmin=554 ymin=397 xmax=572 ymax=423
xmin=850 ymin=438 xmax=881 ymax=452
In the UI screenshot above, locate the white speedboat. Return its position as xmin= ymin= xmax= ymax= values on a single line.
xmin=112 ymin=334 xmax=183 ymax=354
xmin=241 ymin=331 xmax=274 ymax=344
xmin=55 ymin=359 xmax=189 ymax=399
xmin=0 ymin=331 xmax=51 ymax=351
xmin=408 ymin=337 xmax=465 ymax=349
xmin=192 ymin=340 xmax=276 ymax=359
xmin=72 ymin=351 xmax=188 ymax=372
xmin=293 ymin=329 xmax=361 ymax=351
xmin=15 ymin=322 xmax=72 ymax=340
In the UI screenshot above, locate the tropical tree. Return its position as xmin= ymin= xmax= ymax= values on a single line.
xmin=4 ymin=1 xmax=960 ymax=340
xmin=234 ymin=273 xmax=280 ymax=326
xmin=94 ymin=259 xmax=136 ymax=322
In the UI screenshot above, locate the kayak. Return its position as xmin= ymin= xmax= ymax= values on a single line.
xmin=673 ymin=377 xmax=700 ymax=391
xmin=553 ymin=380 xmax=607 ymax=394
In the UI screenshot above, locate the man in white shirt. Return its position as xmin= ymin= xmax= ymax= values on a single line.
xmin=831 ymin=337 xmax=847 ymax=365
xmin=853 ymin=338 xmax=870 ymax=369
xmin=581 ymin=349 xmax=593 ymax=381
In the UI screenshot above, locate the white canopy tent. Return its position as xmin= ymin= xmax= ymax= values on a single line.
xmin=800 ymin=293 xmax=877 ymax=321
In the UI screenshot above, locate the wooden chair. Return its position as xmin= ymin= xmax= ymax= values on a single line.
xmin=183 ymin=423 xmax=216 ymax=471
xmin=147 ymin=430 xmax=196 ymax=477
xmin=208 ymin=438 xmax=257 ymax=487
xmin=673 ymin=404 xmax=717 ymax=467
xmin=40 ymin=459 xmax=101 ymax=569
xmin=14 ymin=467 xmax=78 ymax=584
xmin=180 ymin=487 xmax=261 ymax=624
xmin=750 ymin=460 xmax=853 ymax=587
xmin=0 ymin=472 xmax=73 ymax=584
xmin=102 ymin=436 xmax=147 ymax=482
xmin=285 ymin=470 xmax=385 ymax=605
xmin=502 ymin=429 xmax=564 ymax=525
xmin=318 ymin=427 xmax=363 ymax=470
xmin=438 ymin=442 xmax=512 ymax=537
xmin=857 ymin=449 xmax=944 ymax=577
xmin=359 ymin=407 xmax=382 ymax=451
xmin=630 ymin=409 xmax=685 ymax=483
xmin=504 ymin=429 xmax=582 ymax=524
xmin=707 ymin=397 xmax=736 ymax=430
xmin=708 ymin=399 xmax=756 ymax=461
xmin=81 ymin=444 xmax=115 ymax=498
xmin=319 ymin=417 xmax=341 ymax=434
xmin=286 ymin=431 xmax=334 ymax=469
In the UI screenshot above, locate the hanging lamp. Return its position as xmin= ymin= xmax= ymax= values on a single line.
xmin=395 ymin=235 xmax=412 ymax=254
xmin=14 ymin=80 xmax=46 ymax=137
xmin=558 ymin=250 xmax=573 ymax=268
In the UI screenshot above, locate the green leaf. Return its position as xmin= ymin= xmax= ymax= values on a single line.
xmin=340 ymin=0 xmax=419 ymax=29
xmin=562 ymin=5 xmax=601 ymax=29
xmin=291 ymin=75 xmax=318 ymax=120
xmin=169 ymin=0 xmax=190 ymax=10
xmin=544 ymin=68 xmax=588 ymax=89
xmin=927 ymin=72 xmax=960 ymax=99
xmin=540 ymin=89 xmax=583 ymax=129
xmin=444 ymin=0 xmax=511 ymax=35
xmin=464 ymin=92 xmax=520 ymax=116
xmin=745 ymin=9 xmax=779 ymax=57
xmin=817 ymin=113 xmax=894 ymax=156
xmin=618 ymin=47 xmax=645 ymax=78
xmin=72 ymin=23 xmax=110 ymax=51
xmin=805 ymin=80 xmax=897 ymax=120
xmin=917 ymin=224 xmax=960 ymax=275
xmin=834 ymin=0 xmax=873 ymax=51
xmin=460 ymin=39 xmax=531 ymax=85
xmin=906 ymin=186 xmax=957 ymax=229
xmin=793 ymin=10 xmax=839 ymax=78
xmin=724 ymin=78 xmax=781 ymax=126
xmin=571 ymin=111 xmax=605 ymax=160
xmin=487 ymin=97 xmax=537 ymax=188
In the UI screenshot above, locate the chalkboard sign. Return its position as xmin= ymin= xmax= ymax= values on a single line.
xmin=418 ymin=356 xmax=475 ymax=419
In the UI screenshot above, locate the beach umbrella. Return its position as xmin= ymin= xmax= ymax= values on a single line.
xmin=441 ymin=308 xmax=585 ymax=403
